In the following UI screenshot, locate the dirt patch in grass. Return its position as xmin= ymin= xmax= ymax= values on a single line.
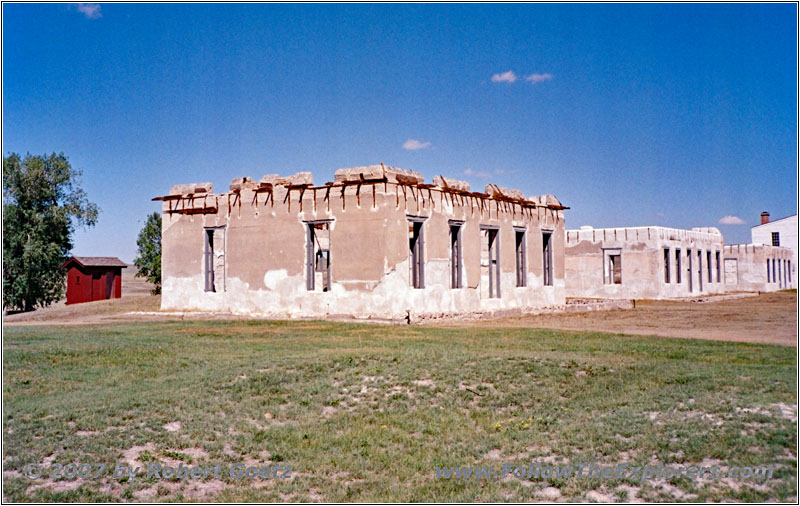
xmin=122 ymin=443 xmax=156 ymax=467
xmin=455 ymin=291 xmax=797 ymax=347
xmin=3 ymin=294 xmax=161 ymax=326
xmin=537 ymin=486 xmax=563 ymax=500
xmin=5 ymin=292 xmax=794 ymax=350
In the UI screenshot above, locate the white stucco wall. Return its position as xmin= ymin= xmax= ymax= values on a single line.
xmin=723 ymin=243 xmax=795 ymax=291
xmin=565 ymin=226 xmax=726 ymax=299
xmin=751 ymin=215 xmax=797 ymax=285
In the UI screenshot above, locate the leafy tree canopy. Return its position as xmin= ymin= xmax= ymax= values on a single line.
xmin=3 ymin=153 xmax=99 ymax=311
xmin=134 ymin=212 xmax=162 ymax=294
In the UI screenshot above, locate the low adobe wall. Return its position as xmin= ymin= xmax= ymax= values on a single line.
xmin=722 ymin=244 xmax=795 ymax=292
xmin=565 ymin=226 xmax=726 ymax=299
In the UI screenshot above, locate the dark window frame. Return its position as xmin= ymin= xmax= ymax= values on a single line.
xmin=772 ymin=257 xmax=777 ymax=283
xmin=449 ymin=220 xmax=464 ymax=289
xmin=408 ymin=216 xmax=427 ymax=289
xmin=305 ymin=220 xmax=333 ymax=292
xmin=603 ymin=247 xmax=622 ymax=285
xmin=204 ymin=226 xmax=226 ymax=293
xmin=514 ymin=227 xmax=527 ymax=287
xmin=481 ymin=225 xmax=501 ymax=297
xmin=542 ymin=230 xmax=554 ymax=287
xmin=697 ymin=250 xmax=703 ymax=291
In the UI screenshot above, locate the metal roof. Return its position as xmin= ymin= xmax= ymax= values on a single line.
xmin=62 ymin=256 xmax=128 ymax=268
xmin=751 ymin=214 xmax=797 ymax=228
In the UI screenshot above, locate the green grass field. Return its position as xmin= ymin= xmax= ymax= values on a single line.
xmin=3 ymin=321 xmax=797 ymax=502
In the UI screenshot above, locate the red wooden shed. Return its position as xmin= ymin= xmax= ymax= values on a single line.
xmin=61 ymin=257 xmax=127 ymax=305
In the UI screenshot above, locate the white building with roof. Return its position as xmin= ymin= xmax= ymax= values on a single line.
xmin=751 ymin=212 xmax=797 ymax=287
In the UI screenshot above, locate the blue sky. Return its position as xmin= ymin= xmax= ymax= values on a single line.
xmin=3 ymin=3 xmax=797 ymax=262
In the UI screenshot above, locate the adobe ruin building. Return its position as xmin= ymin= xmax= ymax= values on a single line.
xmin=565 ymin=226 xmax=727 ymax=299
xmin=722 ymin=243 xmax=794 ymax=291
xmin=156 ymin=165 xmax=568 ymax=321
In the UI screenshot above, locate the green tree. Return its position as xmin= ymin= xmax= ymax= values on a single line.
xmin=3 ymin=153 xmax=99 ymax=311
xmin=134 ymin=212 xmax=162 ymax=294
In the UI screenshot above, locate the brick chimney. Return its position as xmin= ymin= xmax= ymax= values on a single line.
xmin=761 ymin=211 xmax=770 ymax=225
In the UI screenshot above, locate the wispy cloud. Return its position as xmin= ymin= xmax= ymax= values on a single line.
xmin=464 ymin=168 xmax=491 ymax=178
xmin=463 ymin=168 xmax=516 ymax=179
xmin=492 ymin=169 xmax=517 ymax=176
xmin=718 ymin=215 xmax=746 ymax=225
xmin=491 ymin=70 xmax=517 ymax=83
xmin=491 ymin=71 xmax=552 ymax=85
xmin=77 ymin=3 xmax=102 ymax=19
xmin=402 ymin=139 xmax=432 ymax=151
xmin=525 ymin=73 xmax=553 ymax=84
xmin=656 ymin=212 xmax=665 ymax=217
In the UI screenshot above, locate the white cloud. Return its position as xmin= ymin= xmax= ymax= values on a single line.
xmin=464 ymin=168 xmax=491 ymax=178
xmin=402 ymin=139 xmax=432 ymax=151
xmin=491 ymin=71 xmax=517 ymax=83
xmin=656 ymin=212 xmax=665 ymax=217
xmin=463 ymin=168 xmax=514 ymax=179
xmin=77 ymin=3 xmax=102 ymax=19
xmin=525 ymin=73 xmax=553 ymax=84
xmin=718 ymin=215 xmax=746 ymax=225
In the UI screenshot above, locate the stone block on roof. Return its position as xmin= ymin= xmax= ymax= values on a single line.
xmin=282 ymin=172 xmax=313 ymax=185
xmin=433 ymin=176 xmax=470 ymax=192
xmin=484 ymin=184 xmax=526 ymax=201
xmin=259 ymin=174 xmax=280 ymax=185
xmin=543 ymin=194 xmax=562 ymax=207
xmin=334 ymin=165 xmax=424 ymax=185
xmin=169 ymin=183 xmax=213 ymax=196
xmin=260 ymin=172 xmax=313 ymax=186
xmin=229 ymin=177 xmax=259 ymax=192
xmin=527 ymin=194 xmax=562 ymax=207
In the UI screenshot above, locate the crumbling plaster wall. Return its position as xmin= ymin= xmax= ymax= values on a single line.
xmin=564 ymin=226 xmax=726 ymax=300
xmin=160 ymin=169 xmax=566 ymax=320
xmin=723 ymin=244 xmax=794 ymax=292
